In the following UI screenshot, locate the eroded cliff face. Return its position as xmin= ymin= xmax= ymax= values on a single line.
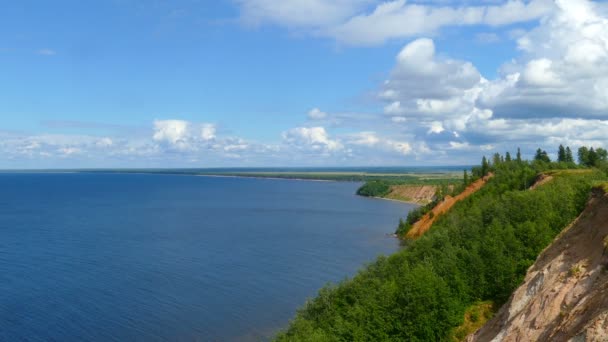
xmin=468 ymin=188 xmax=608 ymax=342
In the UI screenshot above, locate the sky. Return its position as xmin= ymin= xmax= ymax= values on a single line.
xmin=1 ymin=0 xmax=608 ymax=168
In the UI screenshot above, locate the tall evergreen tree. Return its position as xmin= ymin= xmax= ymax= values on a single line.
xmin=493 ymin=153 xmax=502 ymax=167
xmin=558 ymin=145 xmax=566 ymax=162
xmin=516 ymin=147 xmax=522 ymax=162
xmin=578 ymin=146 xmax=590 ymax=166
xmin=589 ymin=147 xmax=599 ymax=167
xmin=505 ymin=152 xmax=512 ymax=162
xmin=481 ymin=156 xmax=489 ymax=176
xmin=565 ymin=146 xmax=574 ymax=163
xmin=534 ymin=148 xmax=551 ymax=163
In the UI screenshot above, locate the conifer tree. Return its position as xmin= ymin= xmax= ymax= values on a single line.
xmin=565 ymin=146 xmax=574 ymax=163
xmin=516 ymin=147 xmax=522 ymax=162
xmin=481 ymin=156 xmax=489 ymax=176
xmin=558 ymin=145 xmax=566 ymax=162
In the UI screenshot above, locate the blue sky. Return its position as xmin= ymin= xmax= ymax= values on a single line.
xmin=2 ymin=0 xmax=608 ymax=168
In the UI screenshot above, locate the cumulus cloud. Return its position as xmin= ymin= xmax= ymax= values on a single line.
xmin=381 ymin=38 xmax=483 ymax=123
xmin=201 ymin=124 xmax=217 ymax=141
xmin=282 ymin=126 xmax=343 ymax=153
xmin=152 ymin=120 xmax=217 ymax=151
xmin=478 ymin=0 xmax=608 ymax=119
xmin=370 ymin=0 xmax=608 ymax=161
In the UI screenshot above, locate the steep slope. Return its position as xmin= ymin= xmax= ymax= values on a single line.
xmin=468 ymin=186 xmax=608 ymax=342
xmin=406 ymin=173 xmax=493 ymax=239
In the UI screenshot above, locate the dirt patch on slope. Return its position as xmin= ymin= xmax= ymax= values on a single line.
xmin=467 ymin=187 xmax=608 ymax=342
xmin=530 ymin=174 xmax=554 ymax=190
xmin=405 ymin=174 xmax=493 ymax=239
xmin=385 ymin=185 xmax=438 ymax=204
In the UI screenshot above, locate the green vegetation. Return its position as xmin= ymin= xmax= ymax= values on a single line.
xmin=448 ymin=301 xmax=495 ymax=342
xmin=356 ymin=180 xmax=392 ymax=197
xmin=276 ymin=145 xmax=608 ymax=342
xmin=578 ymin=146 xmax=608 ymax=167
xmin=395 ymin=181 xmax=465 ymax=236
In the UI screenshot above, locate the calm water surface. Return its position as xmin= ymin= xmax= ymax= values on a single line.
xmin=0 ymin=173 xmax=413 ymax=341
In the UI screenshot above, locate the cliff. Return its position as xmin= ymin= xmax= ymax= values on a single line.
xmin=468 ymin=186 xmax=608 ymax=341
xmin=405 ymin=173 xmax=493 ymax=239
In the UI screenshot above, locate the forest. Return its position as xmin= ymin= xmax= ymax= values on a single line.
xmin=276 ymin=145 xmax=608 ymax=341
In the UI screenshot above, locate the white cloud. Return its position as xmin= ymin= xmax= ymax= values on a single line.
xmin=201 ymin=124 xmax=217 ymax=141
xmin=152 ymin=120 xmax=218 ymax=150
xmin=307 ymin=108 xmax=328 ymax=120
xmin=236 ymin=0 xmax=370 ymax=28
xmin=362 ymin=0 xmax=608 ymax=162
xmin=348 ymin=131 xmax=381 ymax=146
xmin=428 ymin=121 xmax=445 ymax=134
xmin=237 ymin=0 xmax=554 ymax=46
xmin=96 ymin=138 xmax=114 ymax=147
xmin=386 ymin=140 xmax=412 ymax=155
xmin=344 ymin=132 xmax=415 ymax=156
xmin=381 ymin=38 xmax=482 ymax=120
xmin=282 ymin=126 xmax=343 ymax=152
xmin=153 ymin=120 xmax=190 ymax=145
xmin=479 ymin=0 xmax=608 ymax=119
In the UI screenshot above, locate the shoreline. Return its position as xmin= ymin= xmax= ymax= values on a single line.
xmin=367 ymin=195 xmax=423 ymax=206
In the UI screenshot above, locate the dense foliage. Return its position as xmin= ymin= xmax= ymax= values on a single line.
xmin=578 ymin=146 xmax=608 ymax=167
xmin=356 ymin=180 xmax=392 ymax=197
xmin=276 ymin=149 xmax=607 ymax=342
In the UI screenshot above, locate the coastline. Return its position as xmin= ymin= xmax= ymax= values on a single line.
xmin=367 ymin=195 xmax=422 ymax=206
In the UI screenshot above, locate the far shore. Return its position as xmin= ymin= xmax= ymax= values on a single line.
xmin=194 ymin=174 xmax=335 ymax=182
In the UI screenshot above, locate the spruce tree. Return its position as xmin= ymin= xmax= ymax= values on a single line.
xmin=558 ymin=145 xmax=566 ymax=162
xmin=565 ymin=146 xmax=574 ymax=163
xmin=578 ymin=146 xmax=590 ymax=166
xmin=516 ymin=147 xmax=522 ymax=162
xmin=481 ymin=156 xmax=489 ymax=176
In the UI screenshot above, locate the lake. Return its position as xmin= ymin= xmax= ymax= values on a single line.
xmin=0 ymin=173 xmax=413 ymax=341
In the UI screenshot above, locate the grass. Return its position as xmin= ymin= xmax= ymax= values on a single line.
xmin=545 ymin=169 xmax=595 ymax=176
xmin=569 ymin=264 xmax=582 ymax=278
xmin=449 ymin=301 xmax=496 ymax=341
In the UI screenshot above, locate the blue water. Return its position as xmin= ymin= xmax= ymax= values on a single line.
xmin=0 ymin=173 xmax=413 ymax=341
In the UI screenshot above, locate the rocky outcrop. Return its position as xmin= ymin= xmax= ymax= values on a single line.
xmin=468 ymin=187 xmax=608 ymax=342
